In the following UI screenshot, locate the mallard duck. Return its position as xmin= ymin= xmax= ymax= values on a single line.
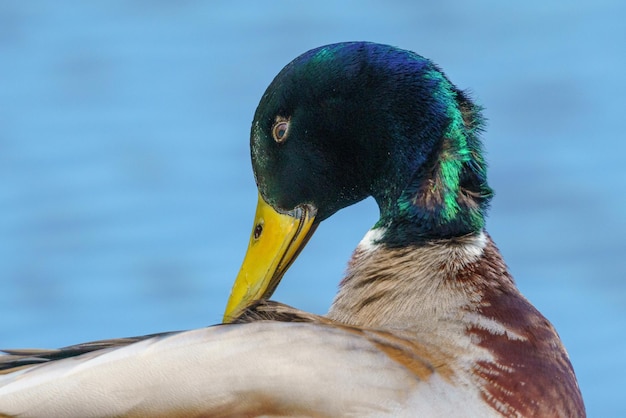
xmin=0 ymin=42 xmax=584 ymax=417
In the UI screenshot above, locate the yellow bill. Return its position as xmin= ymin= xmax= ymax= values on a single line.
xmin=223 ymin=193 xmax=317 ymax=322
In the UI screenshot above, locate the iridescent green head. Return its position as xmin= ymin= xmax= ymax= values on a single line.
xmin=250 ymin=42 xmax=493 ymax=245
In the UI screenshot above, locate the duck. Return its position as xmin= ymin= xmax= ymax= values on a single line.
xmin=0 ymin=41 xmax=585 ymax=417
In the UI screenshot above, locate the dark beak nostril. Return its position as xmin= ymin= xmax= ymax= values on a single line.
xmin=253 ymin=224 xmax=263 ymax=240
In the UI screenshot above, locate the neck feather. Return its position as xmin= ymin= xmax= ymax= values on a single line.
xmin=376 ymin=81 xmax=492 ymax=244
xmin=328 ymin=229 xmax=493 ymax=329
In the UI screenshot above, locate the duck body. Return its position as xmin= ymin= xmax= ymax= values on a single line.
xmin=0 ymin=42 xmax=584 ymax=417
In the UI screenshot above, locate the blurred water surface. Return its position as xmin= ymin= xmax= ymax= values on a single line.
xmin=0 ymin=1 xmax=624 ymax=416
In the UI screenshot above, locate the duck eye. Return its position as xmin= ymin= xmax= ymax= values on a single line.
xmin=272 ymin=121 xmax=289 ymax=143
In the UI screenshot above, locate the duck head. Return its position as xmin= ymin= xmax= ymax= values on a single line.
xmin=224 ymin=42 xmax=493 ymax=321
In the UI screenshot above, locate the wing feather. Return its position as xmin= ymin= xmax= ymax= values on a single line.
xmin=0 ymin=323 xmax=421 ymax=417
xmin=0 ymin=321 xmax=499 ymax=417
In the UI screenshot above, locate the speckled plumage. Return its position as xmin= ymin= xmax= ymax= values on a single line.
xmin=0 ymin=42 xmax=584 ymax=417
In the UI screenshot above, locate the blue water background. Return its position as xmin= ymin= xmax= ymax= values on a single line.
xmin=1 ymin=1 xmax=624 ymax=415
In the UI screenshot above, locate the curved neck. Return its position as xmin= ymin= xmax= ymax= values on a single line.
xmin=374 ymin=85 xmax=492 ymax=245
